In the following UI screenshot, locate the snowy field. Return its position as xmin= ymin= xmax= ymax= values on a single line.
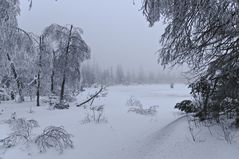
xmin=0 ymin=84 xmax=239 ymax=159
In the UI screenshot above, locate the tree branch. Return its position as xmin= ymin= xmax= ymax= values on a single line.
xmin=76 ymin=87 xmax=104 ymax=107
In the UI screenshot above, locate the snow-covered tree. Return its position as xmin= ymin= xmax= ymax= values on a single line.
xmin=143 ymin=0 xmax=239 ymax=73
xmin=0 ymin=0 xmax=19 ymax=78
xmin=42 ymin=24 xmax=90 ymax=102
xmin=0 ymin=0 xmax=38 ymax=102
xmin=1 ymin=28 xmax=35 ymax=102
xmin=7 ymin=30 xmax=36 ymax=102
xmin=142 ymin=0 xmax=239 ymax=126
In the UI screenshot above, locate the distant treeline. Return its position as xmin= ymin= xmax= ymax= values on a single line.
xmin=81 ymin=63 xmax=186 ymax=87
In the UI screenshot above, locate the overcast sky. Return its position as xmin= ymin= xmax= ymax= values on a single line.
xmin=18 ymin=0 xmax=167 ymax=73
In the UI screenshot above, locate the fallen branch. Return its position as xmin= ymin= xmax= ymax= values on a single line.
xmin=76 ymin=87 xmax=104 ymax=107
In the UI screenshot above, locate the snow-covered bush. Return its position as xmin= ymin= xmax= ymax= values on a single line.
xmin=6 ymin=118 xmax=39 ymax=133
xmin=127 ymin=97 xmax=159 ymax=116
xmin=82 ymin=105 xmax=107 ymax=124
xmin=128 ymin=105 xmax=158 ymax=116
xmin=4 ymin=114 xmax=39 ymax=138
xmin=126 ymin=96 xmax=143 ymax=108
xmin=78 ymin=87 xmax=108 ymax=124
xmin=35 ymin=126 xmax=73 ymax=153
xmin=1 ymin=114 xmax=39 ymax=148
xmin=0 ymin=114 xmax=73 ymax=153
xmin=0 ymin=133 xmax=22 ymax=148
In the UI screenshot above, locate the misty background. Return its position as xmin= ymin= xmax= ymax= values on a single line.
xmin=18 ymin=0 xmax=185 ymax=82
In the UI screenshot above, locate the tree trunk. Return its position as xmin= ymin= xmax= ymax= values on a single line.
xmin=36 ymin=36 xmax=43 ymax=106
xmin=60 ymin=73 xmax=66 ymax=101
xmin=50 ymin=50 xmax=55 ymax=94
xmin=51 ymin=70 xmax=54 ymax=94
xmin=235 ymin=107 xmax=239 ymax=128
xmin=76 ymin=66 xmax=81 ymax=92
xmin=60 ymin=25 xmax=73 ymax=103
xmin=36 ymin=72 xmax=40 ymax=106
xmin=7 ymin=53 xmax=24 ymax=102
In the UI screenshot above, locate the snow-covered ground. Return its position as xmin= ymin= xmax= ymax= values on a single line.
xmin=0 ymin=84 xmax=239 ymax=159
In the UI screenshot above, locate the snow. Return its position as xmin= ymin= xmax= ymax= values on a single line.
xmin=0 ymin=84 xmax=239 ymax=159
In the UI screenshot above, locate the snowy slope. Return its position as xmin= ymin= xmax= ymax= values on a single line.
xmin=0 ymin=84 xmax=238 ymax=159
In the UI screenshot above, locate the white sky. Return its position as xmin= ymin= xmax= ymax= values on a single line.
xmin=18 ymin=0 xmax=169 ymax=73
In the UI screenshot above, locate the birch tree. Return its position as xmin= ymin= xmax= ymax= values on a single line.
xmin=43 ymin=24 xmax=90 ymax=103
